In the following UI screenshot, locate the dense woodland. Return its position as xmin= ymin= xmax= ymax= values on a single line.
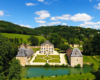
xmin=0 ymin=34 xmax=21 ymax=80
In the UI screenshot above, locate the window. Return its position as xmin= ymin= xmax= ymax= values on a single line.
xmin=77 ymin=59 xmax=78 ymax=61
xmin=75 ymin=51 xmax=78 ymax=55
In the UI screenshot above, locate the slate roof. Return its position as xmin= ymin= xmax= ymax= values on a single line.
xmin=16 ymin=48 xmax=34 ymax=57
xmin=41 ymin=40 xmax=54 ymax=46
xmin=66 ymin=48 xmax=83 ymax=57
xmin=71 ymin=48 xmax=83 ymax=57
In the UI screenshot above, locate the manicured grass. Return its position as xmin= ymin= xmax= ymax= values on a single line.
xmin=87 ymin=56 xmax=100 ymax=71
xmin=49 ymin=59 xmax=60 ymax=63
xmin=33 ymin=59 xmax=46 ymax=62
xmin=83 ymin=55 xmax=100 ymax=71
xmin=32 ymin=48 xmax=40 ymax=53
xmin=21 ymin=73 xmax=95 ymax=80
xmin=49 ymin=55 xmax=60 ymax=58
xmin=1 ymin=33 xmax=46 ymax=45
xmin=83 ymin=55 xmax=92 ymax=62
xmin=95 ymin=55 xmax=100 ymax=60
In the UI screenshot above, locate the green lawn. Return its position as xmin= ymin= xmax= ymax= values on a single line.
xmin=33 ymin=59 xmax=46 ymax=62
xmin=49 ymin=55 xmax=60 ymax=58
xmin=1 ymin=33 xmax=46 ymax=45
xmin=49 ymin=59 xmax=60 ymax=63
xmin=83 ymin=55 xmax=100 ymax=71
xmin=83 ymin=55 xmax=91 ymax=62
xmin=21 ymin=73 xmax=95 ymax=80
xmin=95 ymin=55 xmax=100 ymax=60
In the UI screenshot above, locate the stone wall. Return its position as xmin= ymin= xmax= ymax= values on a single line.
xmin=16 ymin=57 xmax=27 ymax=66
xmin=70 ymin=57 xmax=83 ymax=67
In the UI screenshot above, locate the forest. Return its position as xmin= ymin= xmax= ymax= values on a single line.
xmin=0 ymin=20 xmax=100 ymax=42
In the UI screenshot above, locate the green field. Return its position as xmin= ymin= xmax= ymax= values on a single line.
xmin=1 ymin=33 xmax=46 ymax=45
xmin=83 ymin=55 xmax=100 ymax=71
xmin=22 ymin=73 xmax=95 ymax=80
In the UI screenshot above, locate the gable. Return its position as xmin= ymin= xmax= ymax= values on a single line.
xmin=71 ymin=48 xmax=83 ymax=57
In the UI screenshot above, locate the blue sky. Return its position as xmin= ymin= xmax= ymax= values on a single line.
xmin=0 ymin=0 xmax=100 ymax=29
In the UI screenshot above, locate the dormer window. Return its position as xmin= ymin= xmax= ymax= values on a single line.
xmin=75 ymin=51 xmax=78 ymax=55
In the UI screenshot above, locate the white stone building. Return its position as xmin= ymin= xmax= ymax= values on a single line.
xmin=40 ymin=40 xmax=54 ymax=54
xmin=66 ymin=48 xmax=83 ymax=67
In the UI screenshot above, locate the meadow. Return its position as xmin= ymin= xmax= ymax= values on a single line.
xmin=1 ymin=33 xmax=46 ymax=45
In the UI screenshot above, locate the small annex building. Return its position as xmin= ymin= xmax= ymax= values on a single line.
xmin=66 ymin=48 xmax=83 ymax=67
xmin=40 ymin=40 xmax=54 ymax=54
xmin=16 ymin=48 xmax=34 ymax=66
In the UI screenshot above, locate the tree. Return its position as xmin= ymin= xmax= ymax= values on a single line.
xmin=40 ymin=39 xmax=45 ymax=44
xmin=83 ymin=38 xmax=93 ymax=55
xmin=28 ymin=35 xmax=39 ymax=46
xmin=69 ymin=38 xmax=75 ymax=47
xmin=48 ymin=33 xmax=61 ymax=47
xmin=8 ymin=59 xmax=21 ymax=80
xmin=0 ymin=33 xmax=18 ymax=77
xmin=58 ymin=44 xmax=70 ymax=52
xmin=0 ymin=73 xmax=5 ymax=80
xmin=92 ymin=33 xmax=100 ymax=55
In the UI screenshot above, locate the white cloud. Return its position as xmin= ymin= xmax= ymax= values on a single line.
xmin=70 ymin=13 xmax=93 ymax=22
xmin=39 ymin=24 xmax=47 ymax=26
xmin=62 ymin=23 xmax=67 ymax=25
xmin=94 ymin=3 xmax=100 ymax=9
xmin=89 ymin=0 xmax=92 ymax=2
xmin=35 ymin=10 xmax=50 ymax=20
xmin=80 ymin=21 xmax=100 ymax=27
xmin=39 ymin=21 xmax=61 ymax=26
xmin=80 ymin=21 xmax=100 ymax=29
xmin=85 ymin=26 xmax=92 ymax=28
xmin=26 ymin=3 xmax=37 ymax=6
xmin=38 ymin=0 xmax=44 ymax=2
xmin=36 ymin=20 xmax=46 ymax=23
xmin=20 ymin=24 xmax=31 ymax=28
xmin=50 ymin=17 xmax=56 ymax=20
xmin=0 ymin=11 xmax=4 ymax=16
xmin=51 ymin=14 xmax=70 ymax=20
xmin=47 ymin=22 xmax=61 ymax=26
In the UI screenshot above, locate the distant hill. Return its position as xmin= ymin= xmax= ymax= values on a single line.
xmin=0 ymin=20 xmax=34 ymax=35
xmin=0 ymin=20 xmax=100 ymax=41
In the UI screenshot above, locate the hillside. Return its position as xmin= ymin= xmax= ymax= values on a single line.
xmin=1 ymin=33 xmax=46 ymax=45
xmin=0 ymin=20 xmax=100 ymax=41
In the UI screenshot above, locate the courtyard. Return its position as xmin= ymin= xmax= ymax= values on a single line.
xmin=27 ymin=51 xmax=67 ymax=66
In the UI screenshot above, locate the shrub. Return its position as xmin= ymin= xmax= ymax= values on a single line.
xmin=68 ymin=73 xmax=70 ymax=76
xmin=56 ymin=74 xmax=57 ymax=77
xmin=41 ymin=74 xmax=44 ymax=78
xmin=44 ymin=63 xmax=50 ymax=67
xmin=74 ymin=64 xmax=81 ymax=68
xmin=61 ymin=64 xmax=65 ymax=67
xmin=66 ymin=64 xmax=68 ymax=68
xmin=80 ymin=72 xmax=82 ymax=75
xmin=27 ymin=76 xmax=29 ymax=79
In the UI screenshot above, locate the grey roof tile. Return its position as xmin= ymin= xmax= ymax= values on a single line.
xmin=41 ymin=40 xmax=54 ymax=45
xmin=71 ymin=48 xmax=83 ymax=57
xmin=16 ymin=48 xmax=34 ymax=57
